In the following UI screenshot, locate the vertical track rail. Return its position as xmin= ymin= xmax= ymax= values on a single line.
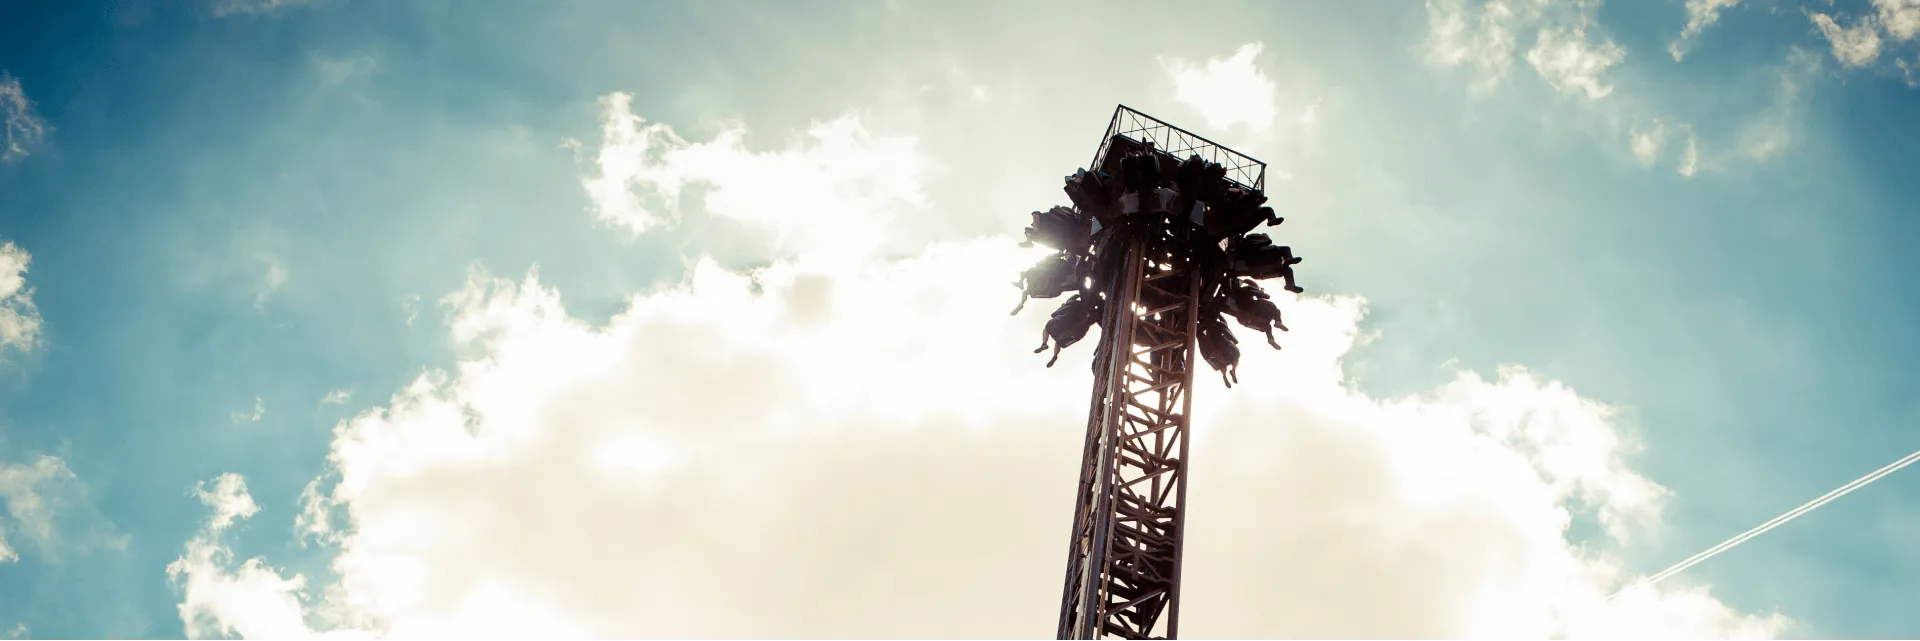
xmin=1058 ymin=229 xmax=1203 ymax=639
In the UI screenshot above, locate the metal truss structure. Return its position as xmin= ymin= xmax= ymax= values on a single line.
xmin=1056 ymin=106 xmax=1267 ymax=639
xmin=1091 ymin=105 xmax=1266 ymax=191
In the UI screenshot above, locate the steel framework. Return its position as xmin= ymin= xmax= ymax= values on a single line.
xmin=1056 ymin=106 xmax=1266 ymax=639
xmin=1090 ymin=105 xmax=1266 ymax=192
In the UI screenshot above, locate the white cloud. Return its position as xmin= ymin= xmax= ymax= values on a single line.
xmin=1631 ymin=121 xmax=1667 ymax=166
xmin=1811 ymin=13 xmax=1883 ymax=68
xmin=1795 ymin=1 xmax=1920 ymax=84
xmin=580 ymin=93 xmax=930 ymax=268
xmin=1152 ymin=43 xmax=1320 ymax=168
xmin=322 ymin=389 xmax=354 ymax=406
xmin=1877 ymin=0 xmax=1920 ymax=42
xmin=1679 ymin=135 xmax=1701 ymax=177
xmin=194 ymin=473 xmax=261 ymax=534
xmin=168 ymin=101 xmax=1792 ymax=639
xmin=167 ymin=474 xmax=332 ymax=640
xmin=0 ymin=457 xmax=69 ymax=563
xmin=1630 ymin=121 xmax=1703 ymax=177
xmin=0 ymin=72 xmax=45 ymax=164
xmin=401 ymin=295 xmax=421 ymax=327
xmin=1428 ymin=0 xmax=1620 ymax=100
xmin=1670 ymin=0 xmax=1746 ymax=61
xmin=170 ymin=259 xmax=1793 ymax=638
xmin=1527 ymin=24 xmax=1627 ymax=99
xmin=294 ymin=477 xmax=336 ymax=549
xmin=1425 ymin=0 xmax=1821 ymax=175
xmin=0 ymin=456 xmax=122 ymax=563
xmin=0 ymin=240 xmax=41 ymax=357
xmin=1158 ymin=42 xmax=1280 ymax=131
xmin=1742 ymin=121 xmax=1789 ymax=161
xmin=255 ymin=263 xmax=288 ymax=310
xmin=1425 ymin=0 xmax=1528 ymax=92
xmin=1424 ymin=0 xmax=1626 ymax=100
xmin=233 ymin=397 xmax=266 ymax=424
xmin=1739 ymin=49 xmax=1820 ymax=162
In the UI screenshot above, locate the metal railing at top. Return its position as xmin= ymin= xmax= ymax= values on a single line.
xmin=1089 ymin=104 xmax=1266 ymax=192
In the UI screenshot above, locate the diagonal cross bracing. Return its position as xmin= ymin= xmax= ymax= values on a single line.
xmin=1057 ymin=234 xmax=1202 ymax=640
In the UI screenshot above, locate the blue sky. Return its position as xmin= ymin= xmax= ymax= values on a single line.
xmin=2 ymin=0 xmax=1920 ymax=638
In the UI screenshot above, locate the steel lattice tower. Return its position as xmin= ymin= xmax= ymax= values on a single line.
xmin=1051 ymin=106 xmax=1269 ymax=640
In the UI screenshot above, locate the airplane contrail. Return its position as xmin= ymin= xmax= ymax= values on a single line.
xmin=1614 ymin=446 xmax=1920 ymax=598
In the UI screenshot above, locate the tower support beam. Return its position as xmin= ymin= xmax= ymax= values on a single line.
xmin=1057 ymin=233 xmax=1201 ymax=640
xmin=1033 ymin=104 xmax=1284 ymax=640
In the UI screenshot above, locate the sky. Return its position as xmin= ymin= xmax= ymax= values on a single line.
xmin=2 ymin=0 xmax=1920 ymax=638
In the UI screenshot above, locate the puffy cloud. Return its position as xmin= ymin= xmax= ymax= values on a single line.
xmin=1425 ymin=0 xmax=1528 ymax=92
xmin=0 ymin=455 xmax=123 ymax=563
xmin=0 ymin=457 xmax=67 ymax=563
xmin=1669 ymin=0 xmax=1746 ymax=61
xmin=1738 ymin=49 xmax=1820 ymax=162
xmin=195 ymin=473 xmax=261 ymax=534
xmin=1798 ymin=1 xmax=1920 ymax=83
xmin=255 ymin=262 xmax=288 ymax=310
xmin=322 ymin=389 xmax=354 ymax=406
xmin=168 ymin=101 xmax=1793 ymax=638
xmin=1666 ymin=0 xmax=1914 ymax=67
xmin=1427 ymin=1 xmax=1739 ymax=178
xmin=1526 ymin=24 xmax=1627 ymax=99
xmin=1425 ymin=0 xmax=1821 ymax=174
xmin=1877 ymin=0 xmax=1920 ymax=42
xmin=1154 ymin=42 xmax=1319 ymax=170
xmin=168 ymin=474 xmax=344 ymax=641
xmin=1679 ymin=135 xmax=1701 ymax=177
xmin=577 ymin=101 xmax=764 ymax=228
xmin=1158 ymin=42 xmax=1280 ymax=131
xmin=1425 ymin=0 xmax=1626 ymax=100
xmin=1629 ymin=121 xmax=1703 ymax=177
xmin=0 ymin=72 xmax=45 ymax=164
xmin=400 ymin=295 xmax=421 ymax=327
xmin=233 ymin=397 xmax=266 ymax=424
xmin=0 ymin=241 xmax=40 ymax=357
xmin=1631 ymin=121 xmax=1668 ymax=167
xmin=1811 ymin=13 xmax=1884 ymax=68
xmin=580 ymin=92 xmax=929 ymax=266
xmin=169 ymin=257 xmax=1793 ymax=638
